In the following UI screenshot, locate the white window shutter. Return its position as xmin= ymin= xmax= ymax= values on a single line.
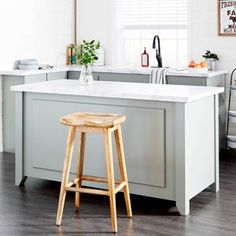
xmin=122 ymin=0 xmax=188 ymax=28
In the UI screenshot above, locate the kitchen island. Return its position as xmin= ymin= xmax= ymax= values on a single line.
xmin=11 ymin=80 xmax=224 ymax=216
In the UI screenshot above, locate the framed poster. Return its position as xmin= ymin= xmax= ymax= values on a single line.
xmin=218 ymin=0 xmax=236 ymax=36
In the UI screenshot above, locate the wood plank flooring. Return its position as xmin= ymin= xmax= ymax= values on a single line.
xmin=0 ymin=151 xmax=236 ymax=235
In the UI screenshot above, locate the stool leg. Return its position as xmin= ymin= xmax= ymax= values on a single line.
xmin=75 ymin=132 xmax=86 ymax=209
xmin=114 ymin=126 xmax=132 ymax=217
xmin=103 ymin=129 xmax=117 ymax=233
xmin=56 ymin=126 xmax=76 ymax=226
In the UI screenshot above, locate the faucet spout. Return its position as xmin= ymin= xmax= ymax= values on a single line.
xmin=152 ymin=35 xmax=163 ymax=68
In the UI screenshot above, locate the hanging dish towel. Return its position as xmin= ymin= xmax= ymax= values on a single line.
xmin=149 ymin=68 xmax=169 ymax=84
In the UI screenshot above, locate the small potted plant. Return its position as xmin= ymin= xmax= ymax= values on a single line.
xmin=79 ymin=40 xmax=100 ymax=85
xmin=202 ymin=50 xmax=219 ymax=71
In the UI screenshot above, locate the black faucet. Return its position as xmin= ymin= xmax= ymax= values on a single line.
xmin=152 ymin=35 xmax=163 ymax=68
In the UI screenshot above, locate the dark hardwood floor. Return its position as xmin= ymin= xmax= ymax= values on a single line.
xmin=0 ymin=152 xmax=236 ymax=236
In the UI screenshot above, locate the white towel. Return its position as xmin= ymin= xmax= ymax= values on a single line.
xmin=149 ymin=68 xmax=169 ymax=84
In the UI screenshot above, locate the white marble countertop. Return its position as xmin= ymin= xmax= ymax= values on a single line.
xmin=0 ymin=66 xmax=69 ymax=76
xmin=0 ymin=65 xmax=227 ymax=78
xmin=11 ymin=79 xmax=224 ymax=103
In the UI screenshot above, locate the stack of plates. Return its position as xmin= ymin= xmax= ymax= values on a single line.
xmin=227 ymin=135 xmax=236 ymax=149
xmin=18 ymin=59 xmax=39 ymax=70
xmin=231 ymin=86 xmax=236 ymax=96
xmin=228 ymin=111 xmax=236 ymax=123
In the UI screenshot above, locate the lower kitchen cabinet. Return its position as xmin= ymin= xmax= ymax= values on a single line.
xmin=2 ymin=71 xmax=67 ymax=153
xmin=94 ymin=72 xmax=149 ymax=83
xmin=3 ymin=74 xmax=45 ymax=152
xmin=67 ymin=71 xmax=149 ymax=83
xmin=47 ymin=71 xmax=67 ymax=81
xmin=67 ymin=71 xmax=81 ymax=80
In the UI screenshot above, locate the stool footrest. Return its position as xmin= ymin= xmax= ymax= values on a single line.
xmin=64 ymin=180 xmax=127 ymax=196
xmin=65 ymin=186 xmax=109 ymax=196
xmin=81 ymin=175 xmax=122 ymax=184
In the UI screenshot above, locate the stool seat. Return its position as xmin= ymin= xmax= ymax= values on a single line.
xmin=60 ymin=112 xmax=126 ymax=128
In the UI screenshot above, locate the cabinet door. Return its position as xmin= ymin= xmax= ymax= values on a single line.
xmin=2 ymin=76 xmax=24 ymax=152
xmin=67 ymin=71 xmax=80 ymax=80
xmin=166 ymin=76 xmax=206 ymax=86
xmin=3 ymin=74 xmax=46 ymax=152
xmin=24 ymin=74 xmax=46 ymax=84
xmin=47 ymin=72 xmax=67 ymax=81
xmin=68 ymin=71 xmax=100 ymax=81
xmin=67 ymin=71 xmax=149 ymax=83
xmin=96 ymin=72 xmax=149 ymax=83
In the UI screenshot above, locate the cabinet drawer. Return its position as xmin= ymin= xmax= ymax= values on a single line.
xmin=24 ymin=74 xmax=46 ymax=84
xmin=47 ymin=72 xmax=67 ymax=81
xmin=67 ymin=71 xmax=80 ymax=80
xmin=166 ymin=76 xmax=206 ymax=86
xmin=96 ymin=72 xmax=149 ymax=83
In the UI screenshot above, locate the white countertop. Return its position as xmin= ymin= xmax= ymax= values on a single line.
xmin=0 ymin=65 xmax=227 ymax=78
xmin=11 ymin=79 xmax=224 ymax=103
xmin=0 ymin=66 xmax=69 ymax=76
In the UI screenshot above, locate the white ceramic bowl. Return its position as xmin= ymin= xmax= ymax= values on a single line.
xmin=231 ymin=86 xmax=236 ymax=96
xmin=227 ymin=135 xmax=236 ymax=148
xmin=229 ymin=115 xmax=236 ymax=123
xmin=229 ymin=111 xmax=236 ymax=124
xmin=227 ymin=140 xmax=236 ymax=149
xmin=19 ymin=59 xmax=38 ymax=65
xmin=18 ymin=64 xmax=39 ymax=70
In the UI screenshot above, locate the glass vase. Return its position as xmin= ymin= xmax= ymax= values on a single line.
xmin=79 ymin=65 xmax=93 ymax=86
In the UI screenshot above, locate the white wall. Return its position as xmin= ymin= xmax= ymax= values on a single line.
xmin=0 ymin=0 xmax=75 ymax=70
xmin=77 ymin=0 xmax=236 ymax=73
xmin=76 ymin=0 xmax=113 ymax=65
xmin=0 ymin=0 xmax=75 ymax=151
xmin=189 ymin=0 xmax=236 ymax=134
xmin=189 ymin=0 xmax=236 ymax=74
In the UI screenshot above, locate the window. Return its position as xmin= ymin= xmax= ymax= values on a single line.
xmin=113 ymin=0 xmax=188 ymax=68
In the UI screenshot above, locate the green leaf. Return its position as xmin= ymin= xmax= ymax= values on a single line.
xmin=79 ymin=39 xmax=101 ymax=66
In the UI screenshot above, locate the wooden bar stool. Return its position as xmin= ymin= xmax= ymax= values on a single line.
xmin=56 ymin=112 xmax=132 ymax=232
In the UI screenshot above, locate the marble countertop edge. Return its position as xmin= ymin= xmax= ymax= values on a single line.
xmin=0 ymin=65 xmax=228 ymax=77
xmin=11 ymin=80 xmax=224 ymax=103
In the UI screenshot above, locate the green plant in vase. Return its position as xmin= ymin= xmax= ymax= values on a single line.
xmin=202 ymin=50 xmax=219 ymax=71
xmin=79 ymin=40 xmax=100 ymax=85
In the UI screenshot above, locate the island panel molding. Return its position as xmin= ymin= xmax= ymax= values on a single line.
xmin=29 ymin=97 xmax=167 ymax=188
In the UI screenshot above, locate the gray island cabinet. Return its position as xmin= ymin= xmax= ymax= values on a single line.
xmin=11 ymin=80 xmax=223 ymax=216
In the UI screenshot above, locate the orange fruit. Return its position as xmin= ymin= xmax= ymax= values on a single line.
xmin=200 ymin=61 xmax=208 ymax=68
xmin=188 ymin=60 xmax=196 ymax=68
xmin=194 ymin=64 xmax=202 ymax=68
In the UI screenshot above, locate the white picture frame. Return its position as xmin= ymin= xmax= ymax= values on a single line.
xmin=218 ymin=0 xmax=236 ymax=36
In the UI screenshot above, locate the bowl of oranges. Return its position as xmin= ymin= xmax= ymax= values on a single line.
xmin=188 ymin=60 xmax=208 ymax=72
